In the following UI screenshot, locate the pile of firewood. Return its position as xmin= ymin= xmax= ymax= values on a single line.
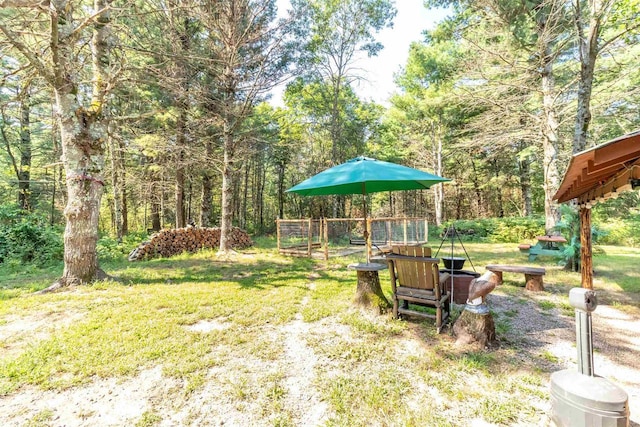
xmin=128 ymin=226 xmax=253 ymax=261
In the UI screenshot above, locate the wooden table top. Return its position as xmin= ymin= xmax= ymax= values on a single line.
xmin=536 ymin=235 xmax=567 ymax=243
xmin=347 ymin=262 xmax=387 ymax=271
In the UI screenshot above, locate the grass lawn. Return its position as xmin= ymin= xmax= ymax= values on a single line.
xmin=0 ymin=238 xmax=638 ymax=426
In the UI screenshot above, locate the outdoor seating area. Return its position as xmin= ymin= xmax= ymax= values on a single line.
xmin=519 ymin=235 xmax=567 ymax=261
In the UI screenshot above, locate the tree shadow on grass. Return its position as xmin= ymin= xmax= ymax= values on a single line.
xmin=109 ymin=256 xmax=353 ymax=292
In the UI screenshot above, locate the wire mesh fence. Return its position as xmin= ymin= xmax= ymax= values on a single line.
xmin=276 ymin=217 xmax=429 ymax=260
xmin=276 ymin=219 xmax=323 ymax=257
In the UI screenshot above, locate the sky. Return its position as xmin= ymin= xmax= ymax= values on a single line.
xmin=273 ymin=0 xmax=450 ymax=106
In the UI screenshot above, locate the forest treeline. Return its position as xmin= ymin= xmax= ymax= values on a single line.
xmin=1 ymin=1 xmax=639 ymax=279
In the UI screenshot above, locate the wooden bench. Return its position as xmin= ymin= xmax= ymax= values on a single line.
xmin=486 ymin=264 xmax=546 ymax=291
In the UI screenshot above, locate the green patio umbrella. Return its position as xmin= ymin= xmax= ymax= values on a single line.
xmin=286 ymin=156 xmax=450 ymax=263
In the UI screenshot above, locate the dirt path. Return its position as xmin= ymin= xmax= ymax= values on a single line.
xmin=280 ymin=280 xmax=329 ymax=425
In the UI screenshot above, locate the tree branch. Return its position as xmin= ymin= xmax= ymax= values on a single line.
xmin=65 ymin=5 xmax=110 ymax=42
xmin=0 ymin=108 xmax=21 ymax=180
xmin=0 ymin=21 xmax=56 ymax=85
xmin=0 ymin=0 xmax=48 ymax=7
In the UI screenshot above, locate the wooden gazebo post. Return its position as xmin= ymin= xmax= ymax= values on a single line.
xmin=580 ymin=206 xmax=593 ymax=290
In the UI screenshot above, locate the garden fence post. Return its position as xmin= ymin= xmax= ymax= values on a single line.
xmin=308 ymin=218 xmax=312 ymax=257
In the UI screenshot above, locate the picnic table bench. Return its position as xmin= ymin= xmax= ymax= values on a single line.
xmin=519 ymin=235 xmax=567 ymax=261
xmin=486 ymin=264 xmax=546 ymax=291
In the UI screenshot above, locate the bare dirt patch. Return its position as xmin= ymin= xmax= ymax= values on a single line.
xmin=0 ymin=309 xmax=86 ymax=358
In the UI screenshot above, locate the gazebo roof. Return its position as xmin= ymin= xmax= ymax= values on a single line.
xmin=554 ymin=130 xmax=640 ymax=205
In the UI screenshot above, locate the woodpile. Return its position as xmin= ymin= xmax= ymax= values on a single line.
xmin=128 ymin=226 xmax=253 ymax=261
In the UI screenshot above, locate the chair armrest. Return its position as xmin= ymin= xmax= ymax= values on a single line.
xmin=439 ymin=272 xmax=450 ymax=286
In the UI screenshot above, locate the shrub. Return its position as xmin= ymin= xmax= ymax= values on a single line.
xmin=594 ymin=215 xmax=640 ymax=247
xmin=440 ymin=216 xmax=545 ymax=243
xmin=97 ymin=231 xmax=150 ymax=262
xmin=0 ymin=204 xmax=63 ymax=265
xmin=487 ymin=217 xmax=546 ymax=243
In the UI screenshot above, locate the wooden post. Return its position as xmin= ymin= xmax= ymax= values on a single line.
xmin=323 ymin=218 xmax=329 ymax=261
xmin=276 ymin=219 xmax=281 ymax=253
xmin=366 ymin=217 xmax=372 ymax=262
xmin=386 ymin=220 xmax=391 ymax=247
xmin=580 ymin=206 xmax=593 ymax=289
xmin=307 ymin=218 xmax=312 ymax=257
xmin=424 ymin=219 xmax=428 ymax=243
xmin=403 ymin=218 xmax=407 ymax=245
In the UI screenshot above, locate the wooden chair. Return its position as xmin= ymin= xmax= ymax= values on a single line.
xmin=387 ymin=245 xmax=450 ymax=332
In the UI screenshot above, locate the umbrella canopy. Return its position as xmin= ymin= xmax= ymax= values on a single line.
xmin=286 ymin=156 xmax=450 ymax=262
xmin=286 ymin=156 xmax=450 ymax=196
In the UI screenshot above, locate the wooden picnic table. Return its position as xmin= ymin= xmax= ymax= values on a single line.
xmin=519 ymin=235 xmax=567 ymax=261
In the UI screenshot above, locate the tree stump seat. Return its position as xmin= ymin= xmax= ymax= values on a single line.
xmin=453 ymin=308 xmax=496 ymax=348
xmin=348 ymin=263 xmax=391 ymax=313
xmin=486 ymin=264 xmax=546 ymax=291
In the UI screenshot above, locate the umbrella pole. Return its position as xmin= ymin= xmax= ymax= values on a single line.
xmin=363 ymin=192 xmax=370 ymax=264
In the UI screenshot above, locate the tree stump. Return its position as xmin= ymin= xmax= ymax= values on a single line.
xmin=525 ymin=274 xmax=544 ymax=291
xmin=349 ymin=263 xmax=391 ymax=314
xmin=453 ymin=308 xmax=497 ymax=348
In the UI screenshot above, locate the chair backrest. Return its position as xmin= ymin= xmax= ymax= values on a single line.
xmin=391 ymin=245 xmax=438 ymax=291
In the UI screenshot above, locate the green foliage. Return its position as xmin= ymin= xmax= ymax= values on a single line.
xmin=97 ymin=231 xmax=149 ymax=262
xmin=553 ymin=205 xmax=581 ymax=271
xmin=436 ymin=211 xmax=638 ymax=248
xmin=0 ymin=204 xmax=63 ymax=265
xmin=293 ymin=0 xmax=396 ymax=62
xmin=593 ymin=196 xmax=640 ymax=246
xmin=596 ymin=216 xmax=640 ymax=247
xmin=553 ymin=205 xmax=605 ymax=271
xmin=438 ymin=216 xmax=545 ymax=243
